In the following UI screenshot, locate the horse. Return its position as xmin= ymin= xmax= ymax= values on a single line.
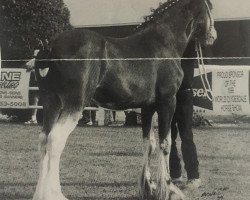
xmin=33 ymin=0 xmax=217 ymax=199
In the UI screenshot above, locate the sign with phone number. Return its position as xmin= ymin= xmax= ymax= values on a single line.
xmin=0 ymin=68 xmax=30 ymax=109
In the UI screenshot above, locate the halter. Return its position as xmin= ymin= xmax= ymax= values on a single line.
xmin=195 ymin=0 xmax=216 ymax=102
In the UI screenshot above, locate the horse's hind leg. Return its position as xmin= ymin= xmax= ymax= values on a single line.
xmin=42 ymin=103 xmax=82 ymax=200
xmin=139 ymin=107 xmax=156 ymax=200
xmin=33 ymin=93 xmax=61 ymax=200
xmin=156 ymin=96 xmax=184 ymax=200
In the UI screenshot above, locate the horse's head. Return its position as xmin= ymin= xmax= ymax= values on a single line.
xmin=188 ymin=0 xmax=217 ymax=46
xmin=137 ymin=0 xmax=217 ymax=48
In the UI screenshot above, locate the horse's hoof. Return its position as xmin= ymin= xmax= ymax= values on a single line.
xmin=169 ymin=182 xmax=185 ymax=200
xmin=156 ymin=180 xmax=185 ymax=200
xmin=32 ymin=192 xmax=69 ymax=200
xmin=169 ymin=192 xmax=185 ymax=200
xmin=32 ymin=197 xmax=68 ymax=200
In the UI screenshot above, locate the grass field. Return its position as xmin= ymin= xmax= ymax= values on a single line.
xmin=0 ymin=123 xmax=250 ymax=200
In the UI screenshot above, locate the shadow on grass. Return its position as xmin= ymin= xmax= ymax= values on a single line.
xmin=0 ymin=193 xmax=138 ymax=200
xmin=89 ymin=151 xmax=142 ymax=157
xmin=0 ymin=182 xmax=35 ymax=187
xmin=199 ymin=154 xmax=250 ymax=161
xmin=0 ymin=181 xmax=137 ymax=187
xmin=68 ymin=196 xmax=138 ymax=200
xmin=0 ymin=182 xmax=138 ymax=200
xmin=0 ymin=192 xmax=137 ymax=200
xmin=62 ymin=181 xmax=137 ymax=187
xmin=0 ymin=193 xmax=32 ymax=200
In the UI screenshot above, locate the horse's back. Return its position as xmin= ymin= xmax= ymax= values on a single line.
xmin=51 ymin=29 xmax=106 ymax=59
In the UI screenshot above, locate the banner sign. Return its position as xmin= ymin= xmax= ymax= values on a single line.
xmin=193 ymin=65 xmax=250 ymax=115
xmin=0 ymin=68 xmax=30 ymax=108
xmin=193 ymin=71 xmax=213 ymax=111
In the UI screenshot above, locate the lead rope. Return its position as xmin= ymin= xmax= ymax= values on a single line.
xmin=196 ymin=41 xmax=214 ymax=102
xmin=204 ymin=0 xmax=214 ymax=31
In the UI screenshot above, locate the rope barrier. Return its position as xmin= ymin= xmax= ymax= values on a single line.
xmin=2 ymin=57 xmax=250 ymax=62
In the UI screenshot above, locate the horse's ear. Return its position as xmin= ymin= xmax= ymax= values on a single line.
xmin=185 ymin=19 xmax=194 ymax=40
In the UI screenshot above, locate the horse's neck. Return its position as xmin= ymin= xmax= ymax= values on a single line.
xmin=158 ymin=24 xmax=188 ymax=55
xmin=137 ymin=22 xmax=189 ymax=58
xmin=135 ymin=7 xmax=194 ymax=57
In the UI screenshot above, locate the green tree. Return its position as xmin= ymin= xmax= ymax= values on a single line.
xmin=0 ymin=0 xmax=72 ymax=121
xmin=0 ymin=0 xmax=72 ymax=62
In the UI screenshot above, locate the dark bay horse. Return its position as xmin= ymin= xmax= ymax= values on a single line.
xmin=33 ymin=0 xmax=216 ymax=199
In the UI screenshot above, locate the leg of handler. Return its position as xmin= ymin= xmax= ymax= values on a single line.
xmin=170 ymin=40 xmax=201 ymax=188
xmin=177 ymin=89 xmax=200 ymax=182
xmin=170 ymin=112 xmax=182 ymax=180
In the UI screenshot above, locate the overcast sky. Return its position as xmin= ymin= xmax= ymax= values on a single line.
xmin=63 ymin=0 xmax=250 ymax=27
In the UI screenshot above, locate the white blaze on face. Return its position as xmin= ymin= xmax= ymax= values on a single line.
xmin=205 ymin=0 xmax=217 ymax=45
xmin=207 ymin=25 xmax=217 ymax=45
xmin=206 ymin=13 xmax=217 ymax=45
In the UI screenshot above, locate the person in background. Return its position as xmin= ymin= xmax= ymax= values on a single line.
xmin=24 ymin=50 xmax=39 ymax=124
xmin=87 ymin=106 xmax=97 ymax=126
xmin=78 ymin=102 xmax=98 ymax=126
xmin=112 ymin=111 xmax=116 ymax=122
xmin=105 ymin=110 xmax=116 ymax=125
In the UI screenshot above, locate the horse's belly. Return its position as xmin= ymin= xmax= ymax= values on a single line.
xmin=93 ymin=84 xmax=154 ymax=110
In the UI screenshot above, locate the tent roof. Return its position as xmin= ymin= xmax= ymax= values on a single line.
xmin=63 ymin=0 xmax=250 ymax=27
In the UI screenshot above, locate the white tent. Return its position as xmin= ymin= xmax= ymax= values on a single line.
xmin=64 ymin=0 xmax=250 ymax=27
xmin=212 ymin=0 xmax=250 ymax=21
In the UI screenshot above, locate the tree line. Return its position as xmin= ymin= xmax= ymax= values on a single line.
xmin=0 ymin=0 xmax=72 ymax=63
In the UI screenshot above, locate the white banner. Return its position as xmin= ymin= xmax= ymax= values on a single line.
xmin=0 ymin=68 xmax=30 ymax=108
xmin=213 ymin=66 xmax=249 ymax=114
xmin=194 ymin=65 xmax=250 ymax=115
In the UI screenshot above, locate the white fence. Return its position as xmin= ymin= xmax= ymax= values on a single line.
xmin=1 ymin=65 xmax=250 ymax=125
xmin=28 ymin=87 xmax=129 ymax=126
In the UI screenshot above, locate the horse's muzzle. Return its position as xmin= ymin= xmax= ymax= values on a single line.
xmin=206 ymin=26 xmax=217 ymax=46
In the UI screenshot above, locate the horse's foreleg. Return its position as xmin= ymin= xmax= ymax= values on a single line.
xmin=156 ymin=97 xmax=184 ymax=200
xmin=139 ymin=107 xmax=156 ymax=200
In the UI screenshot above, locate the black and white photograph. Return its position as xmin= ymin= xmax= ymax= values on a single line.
xmin=0 ymin=0 xmax=250 ymax=199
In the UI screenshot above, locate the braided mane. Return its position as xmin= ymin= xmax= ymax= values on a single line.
xmin=135 ymin=0 xmax=181 ymax=30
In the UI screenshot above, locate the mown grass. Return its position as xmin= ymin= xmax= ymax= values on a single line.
xmin=0 ymin=123 xmax=250 ymax=200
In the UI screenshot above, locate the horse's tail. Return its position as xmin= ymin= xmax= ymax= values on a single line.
xmin=34 ymin=48 xmax=62 ymax=97
xmin=35 ymin=49 xmax=52 ymax=79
